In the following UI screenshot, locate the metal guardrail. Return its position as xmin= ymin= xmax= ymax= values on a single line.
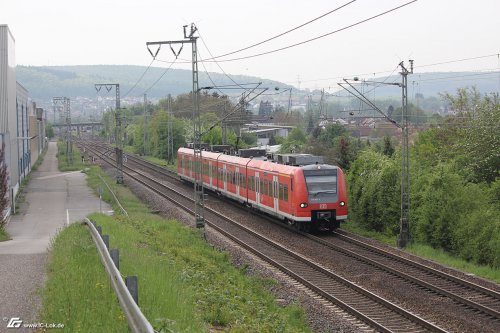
xmin=98 ymin=174 xmax=128 ymax=216
xmin=83 ymin=218 xmax=154 ymax=333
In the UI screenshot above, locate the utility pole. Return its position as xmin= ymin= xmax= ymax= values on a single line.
xmin=319 ymin=88 xmax=325 ymax=121
xmin=397 ymin=60 xmax=413 ymax=248
xmin=167 ymin=94 xmax=174 ymax=164
xmin=143 ymin=93 xmax=148 ymax=155
xmin=221 ymin=99 xmax=228 ymax=145
xmin=147 ymin=23 xmax=205 ymax=228
xmin=95 ymin=83 xmax=123 ymax=184
xmin=52 ymin=97 xmax=72 ymax=164
xmin=338 ymin=60 xmax=414 ymax=248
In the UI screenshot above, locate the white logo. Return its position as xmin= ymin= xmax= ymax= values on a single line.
xmin=7 ymin=317 xmax=23 ymax=328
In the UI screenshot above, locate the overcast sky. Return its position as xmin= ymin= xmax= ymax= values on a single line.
xmin=1 ymin=0 xmax=499 ymax=90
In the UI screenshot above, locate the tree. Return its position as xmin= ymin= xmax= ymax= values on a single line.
xmin=318 ymin=123 xmax=348 ymax=146
xmin=441 ymin=88 xmax=499 ymax=183
xmin=383 ymin=135 xmax=395 ymax=157
xmin=45 ymin=123 xmax=55 ymax=139
xmin=279 ymin=128 xmax=307 ymax=154
xmin=0 ymin=143 xmax=10 ymax=225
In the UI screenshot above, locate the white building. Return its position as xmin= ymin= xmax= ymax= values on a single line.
xmin=0 ymin=25 xmax=20 ymax=213
xmin=17 ymin=82 xmax=31 ymax=182
xmin=0 ymin=25 xmax=45 ymax=216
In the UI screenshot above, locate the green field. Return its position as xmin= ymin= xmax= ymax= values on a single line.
xmin=39 ymin=166 xmax=312 ymax=332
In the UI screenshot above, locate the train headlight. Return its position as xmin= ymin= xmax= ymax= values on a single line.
xmin=299 ymin=203 xmax=308 ymax=208
xmin=339 ymin=201 xmax=345 ymax=207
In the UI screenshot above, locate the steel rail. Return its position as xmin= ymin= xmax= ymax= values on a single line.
xmin=80 ymin=141 xmax=447 ymax=333
xmin=80 ymin=139 xmax=500 ymax=320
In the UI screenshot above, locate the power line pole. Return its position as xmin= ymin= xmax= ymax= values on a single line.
xmin=143 ymin=93 xmax=148 ymax=155
xmin=397 ymin=60 xmax=413 ymax=248
xmin=319 ymin=88 xmax=325 ymax=121
xmin=95 ymin=83 xmax=123 ymax=184
xmin=338 ymin=59 xmax=414 ymax=248
xmin=147 ymin=23 xmax=205 ymax=228
xmin=221 ymin=99 xmax=228 ymax=145
xmin=167 ymin=94 xmax=174 ymax=164
xmin=52 ymin=97 xmax=72 ymax=164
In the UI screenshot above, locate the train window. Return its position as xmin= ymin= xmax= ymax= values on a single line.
xmin=269 ymin=181 xmax=272 ymax=197
xmin=304 ymin=169 xmax=337 ymax=196
xmin=279 ymin=184 xmax=284 ymax=200
xmin=284 ymin=185 xmax=289 ymax=202
xmin=264 ymin=180 xmax=268 ymax=196
xmin=274 ymin=182 xmax=278 ymax=198
xmin=233 ymin=172 xmax=236 ymax=185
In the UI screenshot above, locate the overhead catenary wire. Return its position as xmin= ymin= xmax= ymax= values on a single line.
xmin=122 ymin=59 xmax=156 ymax=98
xmin=204 ymin=0 xmax=357 ymax=61
xmin=143 ymin=58 xmax=178 ymax=94
xmin=197 ymin=0 xmax=418 ymax=63
xmin=198 ymin=32 xmax=246 ymax=90
xmin=154 ymin=0 xmax=418 ymax=66
xmin=293 ymin=52 xmax=500 ymax=88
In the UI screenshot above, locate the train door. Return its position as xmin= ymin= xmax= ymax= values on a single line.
xmin=223 ymin=164 xmax=227 ymax=192
xmin=235 ymin=167 xmax=240 ymax=199
xmin=273 ymin=175 xmax=279 ymax=214
xmin=209 ymin=161 xmax=214 ymax=188
xmin=255 ymin=172 xmax=260 ymax=205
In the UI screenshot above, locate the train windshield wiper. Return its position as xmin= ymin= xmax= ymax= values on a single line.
xmin=310 ymin=190 xmax=336 ymax=196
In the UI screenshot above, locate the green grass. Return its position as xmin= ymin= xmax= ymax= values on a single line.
xmin=39 ymin=224 xmax=128 ymax=332
xmin=40 ymin=166 xmax=312 ymax=332
xmin=57 ymin=140 xmax=85 ymax=171
xmin=342 ymin=221 xmax=500 ymax=283
xmin=31 ymin=144 xmax=48 ymax=172
xmin=0 ymin=226 xmax=9 ymax=241
xmin=341 ymin=221 xmax=397 ymax=245
xmin=123 ymin=145 xmax=176 ymax=170
xmin=406 ymin=243 xmax=500 ymax=283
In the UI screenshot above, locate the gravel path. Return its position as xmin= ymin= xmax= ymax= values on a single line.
xmin=0 ymin=254 xmax=47 ymax=333
xmin=0 ymin=142 xmax=110 ymax=333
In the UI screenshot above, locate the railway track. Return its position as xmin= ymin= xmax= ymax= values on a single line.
xmin=82 ymin=140 xmax=500 ymax=321
xmin=79 ymin=140 xmax=448 ymax=333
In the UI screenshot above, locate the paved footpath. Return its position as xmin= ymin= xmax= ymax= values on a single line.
xmin=0 ymin=141 xmax=111 ymax=332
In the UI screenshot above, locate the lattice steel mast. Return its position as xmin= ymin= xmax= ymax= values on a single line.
xmin=147 ymin=23 xmax=205 ymax=228
xmin=397 ymin=60 xmax=413 ymax=248
xmin=95 ymin=83 xmax=123 ymax=184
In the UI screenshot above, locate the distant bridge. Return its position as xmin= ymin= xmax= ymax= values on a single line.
xmin=53 ymin=122 xmax=103 ymax=136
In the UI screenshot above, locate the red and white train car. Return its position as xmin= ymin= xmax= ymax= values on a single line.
xmin=177 ymin=147 xmax=348 ymax=232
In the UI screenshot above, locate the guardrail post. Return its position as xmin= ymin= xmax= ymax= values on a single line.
xmin=110 ymin=248 xmax=120 ymax=270
xmin=96 ymin=226 xmax=102 ymax=236
xmin=102 ymin=235 xmax=109 ymax=250
xmin=125 ymin=276 xmax=138 ymax=305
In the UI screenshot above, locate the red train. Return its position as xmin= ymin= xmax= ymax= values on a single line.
xmin=177 ymin=147 xmax=348 ymax=232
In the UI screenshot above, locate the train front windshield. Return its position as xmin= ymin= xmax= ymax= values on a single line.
xmin=303 ymin=169 xmax=338 ymax=202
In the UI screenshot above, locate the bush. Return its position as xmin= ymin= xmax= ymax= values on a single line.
xmin=347 ymin=150 xmax=399 ymax=234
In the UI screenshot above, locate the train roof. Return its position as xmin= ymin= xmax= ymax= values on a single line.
xmin=178 ymin=147 xmax=340 ymax=175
